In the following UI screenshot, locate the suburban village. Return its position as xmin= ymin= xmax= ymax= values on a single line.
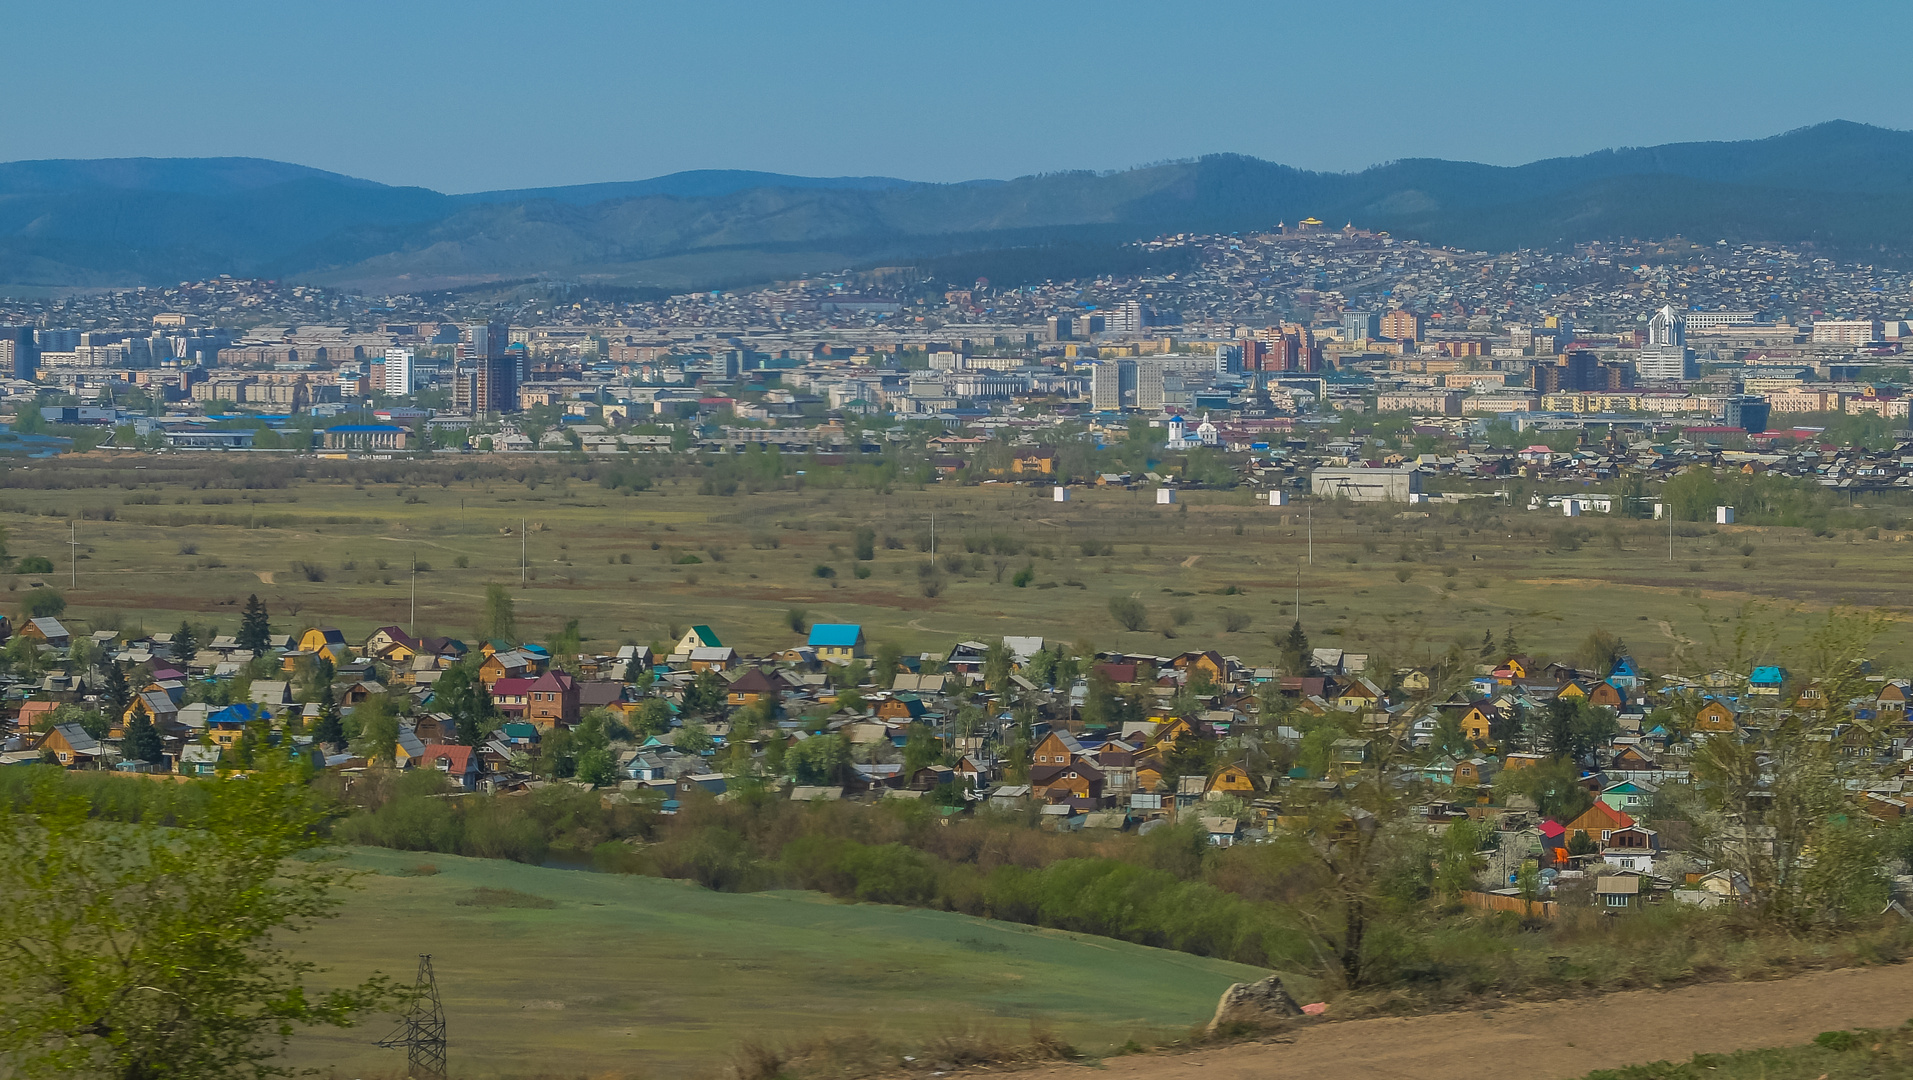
xmin=3 ymin=593 xmax=1891 ymax=916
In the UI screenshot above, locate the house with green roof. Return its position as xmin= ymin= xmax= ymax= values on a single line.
xmin=675 ymin=626 xmax=722 ymax=654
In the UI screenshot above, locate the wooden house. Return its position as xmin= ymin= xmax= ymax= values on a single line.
xmin=1694 ymin=698 xmax=1740 ymax=733
xmin=726 ymin=667 xmax=788 ymax=708
xmin=674 ymin=625 xmax=723 ymax=655
xmin=365 ymin=626 xmax=417 ymax=662
xmin=296 ymin=627 xmax=349 ymax=658
xmin=478 ymin=649 xmax=532 ymax=689
xmin=874 ymin=694 xmax=926 ymax=722
xmin=1206 ymin=762 xmax=1261 ymax=797
xmin=1593 ymin=872 xmax=1645 ymax=911
xmin=20 ymin=617 xmax=70 ymax=649
xmin=686 ymin=647 xmax=738 ymax=673
xmin=1031 ymin=729 xmax=1086 ymax=769
xmin=416 ymin=744 xmax=481 ymax=790
xmin=1589 ymin=681 xmax=1625 ymax=710
xmin=806 ymin=624 xmax=866 ymax=665
xmin=39 ymin=723 xmax=102 ymax=767
xmin=1564 ymin=801 xmax=1636 ymax=845
xmin=490 ymin=677 xmax=532 ymax=718
xmin=1453 ymin=756 xmax=1496 ymax=788
xmin=1030 ymin=760 xmax=1105 ymax=809
xmin=1879 ymin=681 xmax=1909 ymax=718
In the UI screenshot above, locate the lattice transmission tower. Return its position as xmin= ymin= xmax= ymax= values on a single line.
xmin=377 ymin=954 xmax=447 ymax=1078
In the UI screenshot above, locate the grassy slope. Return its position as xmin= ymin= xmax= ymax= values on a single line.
xmin=1584 ymin=1026 xmax=1913 ymax=1080
xmin=284 ymin=848 xmax=1270 ymax=1078
xmin=13 ymin=468 xmax=1913 ymax=670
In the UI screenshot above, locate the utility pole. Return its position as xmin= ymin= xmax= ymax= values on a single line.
xmin=1294 ymin=560 xmax=1301 ymax=622
xmin=410 ymin=547 xmax=417 ymax=629
xmin=930 ymin=512 xmax=936 ymax=557
xmin=69 ymin=520 xmax=75 ymax=589
xmin=1307 ymin=501 xmax=1313 ymax=565
xmin=520 ymin=518 xmax=526 ymax=586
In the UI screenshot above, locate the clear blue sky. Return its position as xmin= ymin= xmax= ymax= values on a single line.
xmin=6 ymin=0 xmax=1909 ymax=193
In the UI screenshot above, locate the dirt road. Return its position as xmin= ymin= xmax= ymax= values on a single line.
xmin=1023 ymin=964 xmax=1913 ymax=1080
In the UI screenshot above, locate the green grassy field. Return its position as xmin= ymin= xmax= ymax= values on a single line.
xmin=1584 ymin=1026 xmax=1913 ymax=1080
xmin=4 ymin=455 xmax=1913 ymax=670
xmin=285 ymin=848 xmax=1270 ymax=1079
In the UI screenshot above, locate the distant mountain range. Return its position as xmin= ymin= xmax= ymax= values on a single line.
xmin=6 ymin=121 xmax=1913 ymax=294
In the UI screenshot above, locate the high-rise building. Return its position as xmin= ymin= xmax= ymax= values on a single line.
xmin=1090 ymin=360 xmax=1135 ymax=410
xmin=1721 ymin=395 xmax=1771 ymax=433
xmin=454 ymin=322 xmax=518 ymax=414
xmin=1645 ymin=305 xmax=1684 ymax=349
xmin=1102 ymin=300 xmax=1145 ymax=334
xmin=0 ymin=325 xmax=36 ymax=380
xmin=382 ymin=348 xmax=415 ymax=397
xmin=1380 ymin=310 xmax=1422 ymax=342
xmin=1134 ymin=359 xmax=1166 ymax=410
xmin=1811 ymin=320 xmax=1882 ymax=345
xmin=1237 ymin=338 xmax=1267 ymax=372
xmin=1637 ymin=305 xmax=1696 ymax=381
xmin=1341 ymin=311 xmax=1378 ymax=342
xmin=1214 ymin=343 xmax=1241 ymax=375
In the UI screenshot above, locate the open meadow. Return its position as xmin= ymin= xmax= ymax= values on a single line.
xmin=3 ymin=453 xmax=1913 ymax=669
xmin=285 ymin=847 xmax=1270 ymax=1079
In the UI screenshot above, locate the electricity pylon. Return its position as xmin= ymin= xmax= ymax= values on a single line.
xmin=377 ymin=954 xmax=447 ymax=1078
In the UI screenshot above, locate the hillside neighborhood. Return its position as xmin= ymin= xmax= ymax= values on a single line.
xmin=3 ymin=600 xmax=1893 ymax=912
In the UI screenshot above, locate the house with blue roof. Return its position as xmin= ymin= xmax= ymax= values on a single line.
xmin=1749 ymin=666 xmax=1787 ymax=696
xmin=807 ymin=623 xmax=866 ymax=664
xmin=1608 ymin=655 xmax=1641 ymax=690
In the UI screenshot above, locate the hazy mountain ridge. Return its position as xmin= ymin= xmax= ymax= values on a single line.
xmin=4 ymin=122 xmax=1912 ymax=292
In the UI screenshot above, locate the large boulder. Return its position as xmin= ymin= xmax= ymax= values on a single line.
xmin=1207 ymin=974 xmax=1303 ymax=1033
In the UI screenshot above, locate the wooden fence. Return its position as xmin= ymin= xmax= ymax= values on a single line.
xmin=1461 ymin=890 xmax=1557 ymax=919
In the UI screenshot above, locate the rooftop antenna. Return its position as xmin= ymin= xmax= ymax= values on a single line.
xmin=377 ymin=954 xmax=447 ymax=1079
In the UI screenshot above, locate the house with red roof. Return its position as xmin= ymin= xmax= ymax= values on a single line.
xmin=490 ymin=677 xmax=533 ymax=718
xmin=416 ymin=743 xmax=481 ymax=789
xmin=1563 ymin=801 xmax=1635 ymax=846
xmin=526 ymin=670 xmax=579 ymax=728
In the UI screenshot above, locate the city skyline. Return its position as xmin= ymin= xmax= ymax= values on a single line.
xmin=7 ymin=0 xmax=1913 ymax=193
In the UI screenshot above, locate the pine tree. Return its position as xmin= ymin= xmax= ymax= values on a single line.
xmin=1500 ymin=626 xmax=1519 ymax=659
xmin=172 ymin=622 xmax=198 ymax=667
xmin=237 ymin=594 xmax=272 ymax=654
xmin=1280 ymin=620 xmax=1311 ymax=675
xmin=102 ymin=660 xmax=130 ymax=722
xmin=123 ymin=711 xmax=163 ymax=765
xmin=311 ymin=709 xmax=344 ymax=749
xmin=1479 ymin=630 xmax=1495 ymax=660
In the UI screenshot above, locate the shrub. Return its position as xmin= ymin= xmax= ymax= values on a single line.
xmin=812 ymin=564 xmax=836 ymax=579
xmin=1012 ymin=568 xmax=1035 ymax=588
xmin=14 ymin=556 xmax=53 ymax=575
xmin=22 ymin=590 xmax=65 ymax=618
xmin=1108 ymin=597 xmax=1147 ymax=632
xmin=289 ymin=560 xmax=327 ymax=582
